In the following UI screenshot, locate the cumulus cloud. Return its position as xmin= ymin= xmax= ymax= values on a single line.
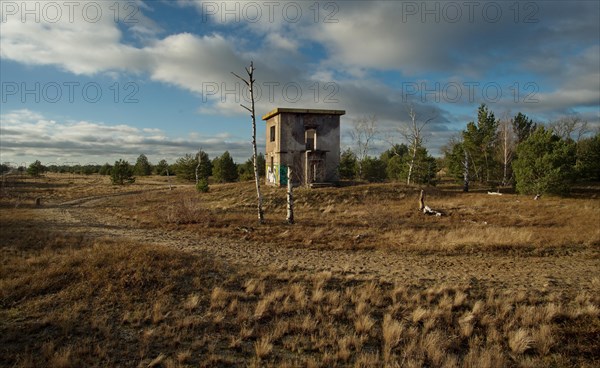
xmin=0 ymin=1 xmax=597 ymax=159
xmin=0 ymin=109 xmax=256 ymax=164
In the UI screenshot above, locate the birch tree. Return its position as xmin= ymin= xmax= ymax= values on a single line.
xmin=349 ymin=115 xmax=378 ymax=179
xmin=400 ymin=105 xmax=435 ymax=185
xmin=498 ymin=117 xmax=515 ymax=187
xmin=232 ymin=62 xmax=264 ymax=224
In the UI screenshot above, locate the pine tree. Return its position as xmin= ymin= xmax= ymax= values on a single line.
xmin=173 ymin=154 xmax=197 ymax=181
xmin=27 ymin=160 xmax=45 ymax=177
xmin=462 ymin=104 xmax=499 ymax=183
xmin=513 ymin=127 xmax=576 ymax=195
xmin=213 ymin=151 xmax=238 ymax=183
xmin=339 ymin=148 xmax=358 ymax=179
xmin=154 ymin=160 xmax=170 ymax=176
xmin=134 ymin=154 xmax=152 ymax=176
xmin=111 ymin=159 xmax=135 ymax=185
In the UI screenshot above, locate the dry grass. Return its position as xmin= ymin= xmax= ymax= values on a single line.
xmin=1 ymin=174 xmax=599 ymax=367
xmin=86 ymin=178 xmax=600 ymax=255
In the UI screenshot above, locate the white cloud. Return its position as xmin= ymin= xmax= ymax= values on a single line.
xmin=1 ymin=1 xmax=598 ymax=160
xmin=0 ymin=109 xmax=254 ymax=164
xmin=0 ymin=1 xmax=151 ymax=75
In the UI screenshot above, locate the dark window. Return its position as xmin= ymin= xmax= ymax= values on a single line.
xmin=305 ymin=129 xmax=316 ymax=150
xmin=270 ymin=125 xmax=276 ymax=142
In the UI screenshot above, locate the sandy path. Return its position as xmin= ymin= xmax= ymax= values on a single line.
xmin=42 ymin=192 xmax=599 ymax=294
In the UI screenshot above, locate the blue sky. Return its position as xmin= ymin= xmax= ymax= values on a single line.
xmin=1 ymin=0 xmax=599 ymax=165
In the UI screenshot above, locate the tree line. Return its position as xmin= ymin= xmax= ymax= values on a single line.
xmin=10 ymin=152 xmax=267 ymax=189
xmin=441 ymin=104 xmax=599 ymax=195
xmin=339 ymin=104 xmax=599 ymax=196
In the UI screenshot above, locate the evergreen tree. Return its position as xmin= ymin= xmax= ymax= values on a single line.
xmin=238 ymin=153 xmax=264 ymax=181
xmin=462 ymin=104 xmax=499 ymax=183
xmin=386 ymin=154 xmax=406 ymax=181
xmin=443 ymin=141 xmax=467 ymax=181
xmin=339 ymin=148 xmax=358 ymax=179
xmin=463 ymin=104 xmax=498 ymax=182
xmin=196 ymin=151 xmax=212 ymax=180
xmin=111 ymin=159 xmax=135 ymax=185
xmin=512 ymin=112 xmax=536 ymax=144
xmin=384 ymin=145 xmax=437 ymax=184
xmin=213 ymin=151 xmax=238 ymax=183
xmin=380 ymin=144 xmax=408 ymax=167
xmin=99 ymin=163 xmax=112 ymax=175
xmin=575 ymin=134 xmax=600 ymax=181
xmin=256 ymin=152 xmax=266 ymax=178
xmin=410 ymin=146 xmax=438 ymax=185
xmin=513 ymin=127 xmax=576 ymax=195
xmin=238 ymin=159 xmax=255 ymax=181
xmin=154 ymin=159 xmax=170 ymax=176
xmin=27 ymin=160 xmax=45 ymax=177
xmin=134 ymin=154 xmax=152 ymax=176
xmin=360 ymin=157 xmax=387 ymax=182
xmin=173 ymin=154 xmax=197 ymax=181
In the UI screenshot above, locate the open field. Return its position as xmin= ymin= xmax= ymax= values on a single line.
xmin=1 ymin=173 xmax=599 ymax=367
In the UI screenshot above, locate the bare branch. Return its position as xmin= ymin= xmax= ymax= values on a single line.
xmin=231 ymin=72 xmax=250 ymax=87
xmin=240 ymin=104 xmax=252 ymax=114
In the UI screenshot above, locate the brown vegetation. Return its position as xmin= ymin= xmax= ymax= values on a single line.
xmin=0 ymin=173 xmax=598 ymax=367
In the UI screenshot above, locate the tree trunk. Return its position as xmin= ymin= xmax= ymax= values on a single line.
xmin=233 ymin=62 xmax=264 ymax=224
xmin=418 ymin=190 xmax=425 ymax=211
xmin=248 ymin=67 xmax=264 ymax=224
xmin=287 ymin=167 xmax=294 ymax=224
xmin=407 ymin=144 xmax=416 ymax=185
xmin=463 ymin=149 xmax=469 ymax=192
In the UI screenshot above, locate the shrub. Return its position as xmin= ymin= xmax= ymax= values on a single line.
xmin=196 ymin=177 xmax=209 ymax=193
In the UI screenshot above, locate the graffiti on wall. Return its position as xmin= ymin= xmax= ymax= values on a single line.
xmin=267 ymin=164 xmax=277 ymax=184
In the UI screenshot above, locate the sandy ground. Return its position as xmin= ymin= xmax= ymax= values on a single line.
xmin=37 ymin=190 xmax=599 ymax=296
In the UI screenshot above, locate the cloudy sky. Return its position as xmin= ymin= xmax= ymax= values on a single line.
xmin=1 ymin=0 xmax=599 ymax=166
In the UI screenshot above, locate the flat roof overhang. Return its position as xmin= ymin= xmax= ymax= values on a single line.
xmin=261 ymin=108 xmax=346 ymax=121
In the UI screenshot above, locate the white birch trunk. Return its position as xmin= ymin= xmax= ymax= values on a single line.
xmin=233 ymin=62 xmax=264 ymax=224
xmin=248 ymin=69 xmax=264 ymax=223
xmin=407 ymin=144 xmax=416 ymax=185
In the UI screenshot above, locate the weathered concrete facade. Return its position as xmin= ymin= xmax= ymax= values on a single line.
xmin=262 ymin=108 xmax=345 ymax=186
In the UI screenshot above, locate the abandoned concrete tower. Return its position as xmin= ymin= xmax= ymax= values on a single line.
xmin=262 ymin=108 xmax=346 ymax=186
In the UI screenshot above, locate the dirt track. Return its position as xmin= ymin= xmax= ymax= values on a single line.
xmin=42 ymin=190 xmax=599 ymax=294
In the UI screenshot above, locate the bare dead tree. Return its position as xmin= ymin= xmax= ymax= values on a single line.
xmin=550 ymin=116 xmax=589 ymax=141
xmin=400 ymin=105 xmax=436 ymax=185
xmin=232 ymin=62 xmax=264 ymax=224
xmin=349 ymin=115 xmax=378 ymax=178
xmin=498 ymin=116 xmax=515 ymax=187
